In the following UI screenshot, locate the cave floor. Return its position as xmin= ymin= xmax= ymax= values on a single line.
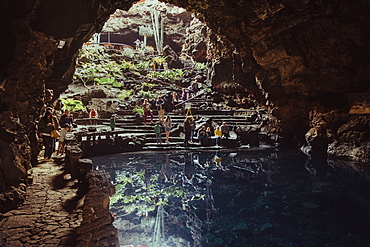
xmin=0 ymin=156 xmax=83 ymax=247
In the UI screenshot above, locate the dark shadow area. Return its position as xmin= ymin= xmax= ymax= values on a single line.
xmin=59 ymin=230 xmax=79 ymax=246
xmin=63 ymin=180 xmax=89 ymax=213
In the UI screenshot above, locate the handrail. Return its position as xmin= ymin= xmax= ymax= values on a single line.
xmin=174 ymin=90 xmax=206 ymax=107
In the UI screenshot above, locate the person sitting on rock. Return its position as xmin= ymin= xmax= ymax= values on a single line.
xmin=205 ymin=127 xmax=212 ymax=146
xmin=214 ymin=126 xmax=222 ymax=146
xmin=221 ymin=122 xmax=230 ymax=139
xmin=198 ymin=125 xmax=207 ymax=146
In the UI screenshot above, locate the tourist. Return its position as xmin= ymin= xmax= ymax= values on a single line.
xmin=189 ymin=116 xmax=196 ymax=142
xmin=187 ymin=85 xmax=193 ymax=99
xmin=192 ymin=79 xmax=199 ymax=96
xmin=198 ymin=125 xmax=207 ymax=145
xmin=89 ymin=108 xmax=98 ymax=125
xmin=47 ymin=107 xmax=60 ymax=153
xmin=59 ymin=109 xmax=73 ymax=128
xmin=221 ymin=122 xmax=230 ymax=139
xmin=170 ymin=91 xmax=180 ymax=112
xmin=184 ymin=116 xmax=195 ymax=147
xmin=156 ymin=96 xmax=165 ymax=122
xmin=134 ymin=39 xmax=141 ymax=50
xmin=181 ymin=88 xmax=188 ymax=101
xmin=57 ymin=123 xmax=71 ymax=155
xmin=164 ymin=115 xmax=172 ymax=143
xmin=143 ymin=99 xmax=154 ymax=126
xmin=172 ymin=91 xmax=179 ymax=105
xmin=110 ymin=114 xmax=117 ymax=131
xmin=38 ymin=111 xmax=56 ymax=161
xmin=205 ymin=127 xmax=212 ymax=146
xmin=154 ymin=121 xmax=162 ymax=144
xmin=214 ymin=126 xmax=222 ymax=146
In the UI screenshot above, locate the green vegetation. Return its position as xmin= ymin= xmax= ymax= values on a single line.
xmin=147 ymin=69 xmax=183 ymax=82
xmin=118 ymin=89 xmax=133 ymax=100
xmin=133 ymin=106 xmax=144 ymax=115
xmin=94 ymin=77 xmax=122 ymax=88
xmin=142 ymin=82 xmax=158 ymax=87
xmin=195 ymin=62 xmax=207 ymax=70
xmin=138 ymin=90 xmax=157 ymax=99
xmin=61 ymin=98 xmax=85 ymax=112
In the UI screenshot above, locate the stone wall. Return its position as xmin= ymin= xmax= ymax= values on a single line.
xmin=76 ymin=170 xmax=118 ymax=247
xmin=64 ymin=143 xmax=119 ymax=246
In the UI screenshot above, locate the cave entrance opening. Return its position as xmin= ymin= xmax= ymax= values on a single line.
xmin=64 ymin=0 xmax=209 ymax=120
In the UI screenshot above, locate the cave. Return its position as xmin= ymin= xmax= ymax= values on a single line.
xmin=1 ymin=0 xmax=370 ymax=246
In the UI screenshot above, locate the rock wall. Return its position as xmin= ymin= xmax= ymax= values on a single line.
xmin=0 ymin=0 xmax=137 ymax=210
xmin=171 ymin=0 xmax=370 ymax=159
xmin=1 ymin=0 xmax=370 ymax=209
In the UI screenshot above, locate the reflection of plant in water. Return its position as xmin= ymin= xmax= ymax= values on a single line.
xmin=110 ymin=168 xmax=201 ymax=216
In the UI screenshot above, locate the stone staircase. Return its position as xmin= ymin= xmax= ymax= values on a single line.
xmin=72 ymin=87 xmax=264 ymax=155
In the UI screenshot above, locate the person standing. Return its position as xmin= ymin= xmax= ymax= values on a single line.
xmin=189 ymin=116 xmax=196 ymax=142
xmin=214 ymin=126 xmax=222 ymax=146
xmin=134 ymin=39 xmax=141 ymax=50
xmin=38 ymin=111 xmax=56 ymax=161
xmin=187 ymin=85 xmax=193 ymax=99
xmin=164 ymin=115 xmax=172 ymax=143
xmin=154 ymin=122 xmax=162 ymax=144
xmin=110 ymin=114 xmax=117 ymax=131
xmin=57 ymin=123 xmax=71 ymax=155
xmin=143 ymin=99 xmax=154 ymax=126
xmin=184 ymin=116 xmax=194 ymax=147
xmin=171 ymin=92 xmax=179 ymax=111
xmin=89 ymin=108 xmax=98 ymax=125
xmin=181 ymin=88 xmax=188 ymax=101
xmin=192 ymin=79 xmax=199 ymax=96
xmin=156 ymin=96 xmax=165 ymax=122
xmin=47 ymin=107 xmax=60 ymax=153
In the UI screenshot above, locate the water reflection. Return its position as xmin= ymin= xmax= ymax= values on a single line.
xmin=91 ymin=150 xmax=370 ymax=247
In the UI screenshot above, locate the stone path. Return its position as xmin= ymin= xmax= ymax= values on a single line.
xmin=0 ymin=158 xmax=83 ymax=247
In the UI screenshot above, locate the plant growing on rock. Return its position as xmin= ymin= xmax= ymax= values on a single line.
xmin=133 ymin=106 xmax=144 ymax=115
xmin=118 ymin=89 xmax=134 ymax=100
xmin=147 ymin=68 xmax=183 ymax=82
xmin=138 ymin=90 xmax=157 ymax=99
xmin=61 ymin=98 xmax=85 ymax=112
xmin=94 ymin=77 xmax=122 ymax=88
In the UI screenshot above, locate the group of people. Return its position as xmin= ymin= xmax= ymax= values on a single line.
xmin=184 ymin=118 xmax=230 ymax=147
xmin=38 ymin=108 xmax=74 ymax=161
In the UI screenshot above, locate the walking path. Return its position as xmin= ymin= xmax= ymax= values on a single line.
xmin=0 ymin=158 xmax=83 ymax=247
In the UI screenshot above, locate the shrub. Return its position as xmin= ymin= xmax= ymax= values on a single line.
xmin=61 ymin=98 xmax=85 ymax=112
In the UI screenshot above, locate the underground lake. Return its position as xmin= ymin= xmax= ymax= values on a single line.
xmin=90 ymin=149 xmax=370 ymax=247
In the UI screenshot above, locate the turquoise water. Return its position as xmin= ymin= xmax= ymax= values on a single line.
xmin=91 ymin=149 xmax=370 ymax=247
